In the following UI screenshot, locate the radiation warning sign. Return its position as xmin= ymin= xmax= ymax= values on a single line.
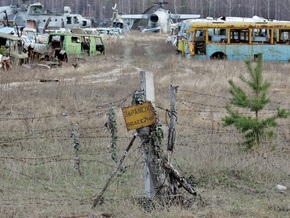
xmin=122 ymin=102 xmax=156 ymax=131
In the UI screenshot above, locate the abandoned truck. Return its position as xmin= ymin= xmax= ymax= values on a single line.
xmin=45 ymin=32 xmax=105 ymax=62
xmin=0 ymin=32 xmax=29 ymax=67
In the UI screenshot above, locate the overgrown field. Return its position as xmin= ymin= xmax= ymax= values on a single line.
xmin=1 ymin=31 xmax=290 ymax=218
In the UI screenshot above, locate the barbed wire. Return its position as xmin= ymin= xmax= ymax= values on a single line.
xmin=178 ymin=98 xmax=286 ymax=113
xmin=0 ymin=95 xmax=131 ymax=122
xmin=177 ymin=108 xmax=282 ymax=116
xmin=0 ymin=112 xmax=108 ymax=146
xmin=263 ymin=158 xmax=290 ymax=179
xmin=177 ymin=101 xmax=242 ymax=140
xmin=0 ymin=94 xmax=132 ymax=148
xmin=179 ymin=89 xmax=290 ymax=106
xmin=178 ymin=98 xmax=226 ymax=109
xmin=1 ymin=89 xmax=290 ymax=214
xmin=0 ymin=155 xmax=117 ymax=167
xmin=179 ymin=89 xmax=231 ymax=100
xmin=0 ymin=195 xmax=137 ymax=208
xmin=0 ymin=108 xmax=106 ymax=122
xmin=2 ymin=166 xmax=60 ymax=193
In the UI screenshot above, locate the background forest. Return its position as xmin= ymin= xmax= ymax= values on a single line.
xmin=0 ymin=0 xmax=289 ymax=26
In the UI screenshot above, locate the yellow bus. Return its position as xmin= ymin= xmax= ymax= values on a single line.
xmin=178 ymin=21 xmax=290 ymax=62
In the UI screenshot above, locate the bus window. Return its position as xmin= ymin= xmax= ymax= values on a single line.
xmin=50 ymin=36 xmax=61 ymax=49
xmin=71 ymin=36 xmax=80 ymax=43
xmin=252 ymin=29 xmax=267 ymax=43
xmin=95 ymin=37 xmax=104 ymax=54
xmin=219 ymin=29 xmax=226 ymax=35
xmin=81 ymin=36 xmax=90 ymax=53
xmin=210 ymin=28 xmax=227 ymax=42
xmin=193 ymin=30 xmax=206 ymax=55
xmin=230 ymin=29 xmax=249 ymax=43
xmin=95 ymin=37 xmax=103 ymax=45
xmin=280 ymin=30 xmax=290 ymax=42
xmin=194 ymin=30 xmax=205 ymax=42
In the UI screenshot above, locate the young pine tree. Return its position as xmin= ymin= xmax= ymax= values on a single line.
xmin=222 ymin=53 xmax=290 ymax=149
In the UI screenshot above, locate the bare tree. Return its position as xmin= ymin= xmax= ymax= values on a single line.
xmin=282 ymin=0 xmax=290 ymax=20
xmin=173 ymin=0 xmax=177 ymax=14
xmin=224 ymin=0 xmax=235 ymax=16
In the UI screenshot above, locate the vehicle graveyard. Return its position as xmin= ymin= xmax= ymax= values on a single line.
xmin=1 ymin=1 xmax=290 ymax=218
xmin=1 ymin=27 xmax=290 ymax=218
xmin=0 ymin=26 xmax=108 ymax=70
xmin=1 ymin=0 xmax=290 ymax=70
xmin=0 ymin=2 xmax=126 ymax=70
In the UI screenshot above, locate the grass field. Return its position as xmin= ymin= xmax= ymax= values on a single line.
xmin=0 ymin=31 xmax=290 ymax=218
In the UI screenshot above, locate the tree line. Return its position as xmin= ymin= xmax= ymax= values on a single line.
xmin=1 ymin=0 xmax=288 ymax=24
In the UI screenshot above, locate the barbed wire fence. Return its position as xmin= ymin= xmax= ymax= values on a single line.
xmin=175 ymin=89 xmax=290 ymax=182
xmin=1 ymin=87 xmax=290 ymax=213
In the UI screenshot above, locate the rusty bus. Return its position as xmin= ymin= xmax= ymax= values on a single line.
xmin=178 ymin=21 xmax=290 ymax=62
xmin=45 ymin=32 xmax=105 ymax=62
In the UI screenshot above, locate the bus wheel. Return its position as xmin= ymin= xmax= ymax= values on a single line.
xmin=210 ymin=52 xmax=227 ymax=60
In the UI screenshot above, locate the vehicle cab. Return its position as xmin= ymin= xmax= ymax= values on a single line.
xmin=0 ymin=32 xmax=29 ymax=67
xmin=46 ymin=32 xmax=105 ymax=61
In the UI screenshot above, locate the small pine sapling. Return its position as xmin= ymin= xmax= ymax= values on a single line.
xmin=222 ymin=53 xmax=290 ymax=149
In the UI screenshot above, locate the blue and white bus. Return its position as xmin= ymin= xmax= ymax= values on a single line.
xmin=178 ymin=21 xmax=290 ymax=62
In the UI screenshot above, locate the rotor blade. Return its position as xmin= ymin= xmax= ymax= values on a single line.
xmin=171 ymin=14 xmax=201 ymax=19
xmin=134 ymin=5 xmax=155 ymax=24
xmin=143 ymin=5 xmax=156 ymax=14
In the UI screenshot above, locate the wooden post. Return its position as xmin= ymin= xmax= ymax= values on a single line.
xmin=139 ymin=71 xmax=156 ymax=198
xmin=136 ymin=72 xmax=196 ymax=203
xmin=140 ymin=71 xmax=155 ymax=106
xmin=92 ymin=72 xmax=196 ymax=208
xmin=167 ymin=85 xmax=178 ymax=153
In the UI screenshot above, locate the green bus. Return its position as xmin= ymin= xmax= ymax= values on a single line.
xmin=46 ymin=32 xmax=105 ymax=61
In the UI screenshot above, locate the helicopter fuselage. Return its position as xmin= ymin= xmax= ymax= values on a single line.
xmin=148 ymin=8 xmax=171 ymax=33
xmin=12 ymin=3 xmax=91 ymax=33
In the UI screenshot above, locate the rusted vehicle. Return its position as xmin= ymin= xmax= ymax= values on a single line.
xmin=0 ymin=32 xmax=29 ymax=68
xmin=46 ymin=32 xmax=105 ymax=62
xmin=179 ymin=20 xmax=290 ymax=62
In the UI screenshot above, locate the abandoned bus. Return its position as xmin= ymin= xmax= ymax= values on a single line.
xmin=179 ymin=21 xmax=290 ymax=62
xmin=46 ymin=32 xmax=105 ymax=61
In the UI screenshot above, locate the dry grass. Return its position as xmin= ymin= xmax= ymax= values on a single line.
xmin=0 ymin=31 xmax=290 ymax=218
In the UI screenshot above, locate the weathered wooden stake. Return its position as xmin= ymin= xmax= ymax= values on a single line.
xmin=167 ymin=85 xmax=178 ymax=153
xmin=107 ymin=104 xmax=118 ymax=163
xmin=92 ymin=72 xmax=196 ymax=209
xmin=140 ymin=71 xmax=156 ymax=198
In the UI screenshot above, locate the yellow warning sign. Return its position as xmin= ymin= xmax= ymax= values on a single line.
xmin=122 ymin=102 xmax=156 ymax=131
